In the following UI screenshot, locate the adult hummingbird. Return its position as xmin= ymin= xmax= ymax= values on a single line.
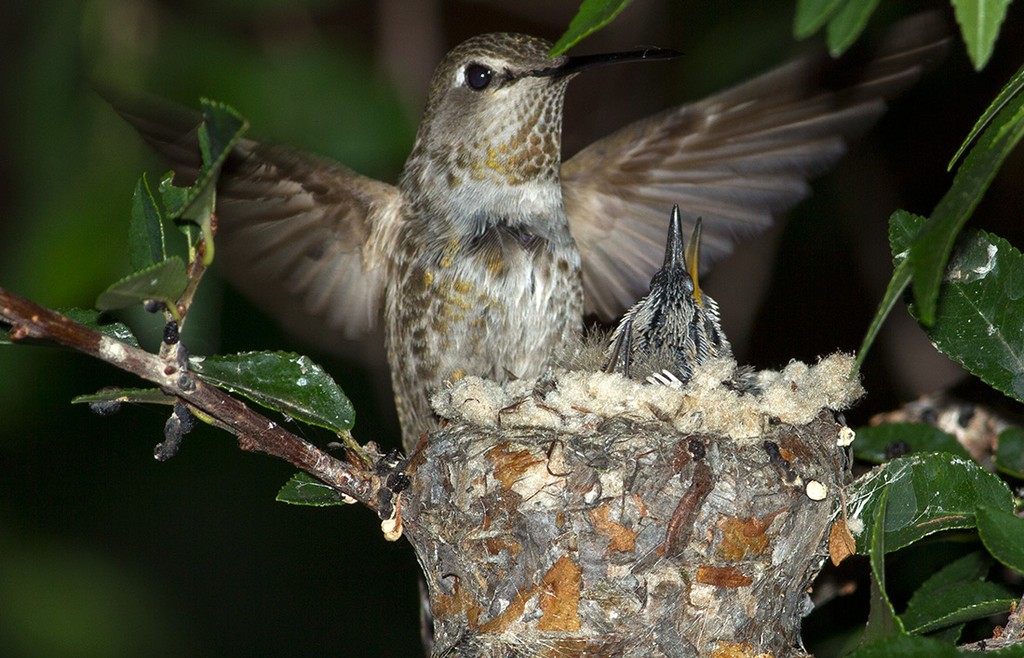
xmin=114 ymin=16 xmax=946 ymax=453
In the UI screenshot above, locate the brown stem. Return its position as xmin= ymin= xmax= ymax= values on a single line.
xmin=176 ymin=228 xmax=211 ymax=331
xmin=0 ymin=286 xmax=381 ymax=509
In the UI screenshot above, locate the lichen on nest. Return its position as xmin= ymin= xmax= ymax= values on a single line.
xmin=431 ymin=352 xmax=863 ymax=443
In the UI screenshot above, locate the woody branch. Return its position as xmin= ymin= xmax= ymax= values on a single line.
xmin=0 ymin=286 xmax=381 ymax=509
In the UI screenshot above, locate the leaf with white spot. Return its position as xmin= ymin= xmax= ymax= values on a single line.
xmin=847 ymin=453 xmax=1013 ymax=554
xmin=190 ymin=351 xmax=354 ymax=432
xmin=911 ymin=230 xmax=1024 ymax=405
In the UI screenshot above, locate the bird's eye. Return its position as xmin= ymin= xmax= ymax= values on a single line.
xmin=464 ymin=64 xmax=494 ymax=90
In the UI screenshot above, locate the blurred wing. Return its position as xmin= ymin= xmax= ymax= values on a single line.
xmin=215 ymin=145 xmax=401 ymax=344
xmin=563 ymin=13 xmax=948 ymax=321
xmin=109 ymin=92 xmax=402 ymax=352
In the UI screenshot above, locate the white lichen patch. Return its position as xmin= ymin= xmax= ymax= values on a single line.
xmin=506 ymin=460 xmax=567 ymax=509
xmin=98 ymin=335 xmax=128 ymax=363
xmin=441 ymin=376 xmax=514 ymax=428
xmin=431 ymin=352 xmax=864 ymax=443
xmin=598 ymin=470 xmax=625 ymax=500
xmin=688 ymin=583 xmax=718 ymax=608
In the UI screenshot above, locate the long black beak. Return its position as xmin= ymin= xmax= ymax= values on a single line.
xmin=532 ymin=46 xmax=681 ymax=78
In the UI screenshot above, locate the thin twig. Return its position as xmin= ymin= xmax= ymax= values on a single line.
xmin=0 ymin=286 xmax=382 ymax=509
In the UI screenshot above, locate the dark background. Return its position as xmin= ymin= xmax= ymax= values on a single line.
xmin=1 ymin=1 xmax=1022 ymax=656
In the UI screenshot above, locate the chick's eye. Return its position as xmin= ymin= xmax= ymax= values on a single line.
xmin=464 ymin=64 xmax=494 ymax=90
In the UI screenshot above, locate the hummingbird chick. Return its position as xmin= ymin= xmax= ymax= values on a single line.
xmin=605 ymin=206 xmax=731 ymax=385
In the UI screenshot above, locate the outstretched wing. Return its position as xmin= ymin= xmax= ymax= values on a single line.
xmin=563 ymin=13 xmax=948 ymax=321
xmin=110 ymin=93 xmax=403 ymax=353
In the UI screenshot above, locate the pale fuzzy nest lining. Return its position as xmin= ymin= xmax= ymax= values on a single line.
xmin=431 ymin=353 xmax=864 ymax=443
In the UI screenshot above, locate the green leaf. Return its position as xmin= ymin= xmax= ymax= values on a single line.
xmin=550 ymin=0 xmax=633 ymax=57
xmin=853 ymin=424 xmax=970 ymax=464
xmin=995 ymin=427 xmax=1024 ymax=478
xmin=847 ymin=453 xmax=1013 ymax=554
xmin=889 ymin=209 xmax=927 ymax=256
xmin=847 ymin=633 xmax=960 ymax=657
xmin=855 ymin=210 xmax=923 ymax=368
xmin=908 ymin=83 xmax=1024 ymax=325
xmin=902 ymin=552 xmax=999 ymax=638
xmin=902 ymin=581 xmax=1013 ymax=634
xmin=166 ymin=101 xmax=248 ymax=265
xmin=127 ymin=174 xmax=166 ymax=270
xmin=173 ymin=178 xmax=216 ymax=233
xmin=917 ymin=550 xmax=992 ymax=592
xmin=60 ymin=308 xmax=141 ymax=347
xmin=276 ymin=472 xmax=351 ymax=507
xmin=794 ymin=0 xmax=846 ymax=39
xmin=926 ymin=623 xmax=963 ymax=645
xmin=190 ymin=351 xmax=354 ymax=433
xmin=952 ymin=0 xmax=1011 ymax=71
xmin=825 ymin=0 xmax=881 ymax=56
xmin=861 ymin=485 xmax=904 ymax=644
xmin=904 ymin=582 xmax=1014 ymax=634
xmin=911 ymin=230 xmax=1024 ymax=404
xmin=157 ymin=173 xmax=201 ymax=254
xmin=95 ymin=257 xmax=188 ymax=312
xmin=977 ymin=504 xmax=1024 ymax=574
xmin=72 ymin=388 xmax=174 ymax=406
xmin=198 ymin=99 xmax=246 ymax=171
xmin=158 ymin=171 xmax=189 ymax=219
xmin=170 ymin=101 xmax=246 ymax=226
xmin=949 ymin=63 xmax=1024 ymax=169
xmin=878 ymin=212 xmax=1024 ymax=402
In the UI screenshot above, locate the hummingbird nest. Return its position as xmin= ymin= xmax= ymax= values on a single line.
xmin=408 ymin=353 xmax=862 ymax=657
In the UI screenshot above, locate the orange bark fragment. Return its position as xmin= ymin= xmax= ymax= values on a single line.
xmin=537 ymin=556 xmax=583 ymax=631
xmin=487 ymin=443 xmax=544 ymax=489
xmin=590 ymin=503 xmax=638 ymax=554
xmin=778 ymin=432 xmax=814 ymax=461
xmin=479 ymin=584 xmax=537 ymax=633
xmin=696 ymin=565 xmax=752 ymax=588
xmin=432 ymin=578 xmax=483 ymax=629
xmin=711 ymin=641 xmax=773 ymax=658
xmin=829 ymin=519 xmax=857 ymax=566
xmin=542 ymin=638 xmax=621 ymax=656
xmin=484 ymin=537 xmax=523 ymax=557
xmin=718 ymin=515 xmax=772 ymax=561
